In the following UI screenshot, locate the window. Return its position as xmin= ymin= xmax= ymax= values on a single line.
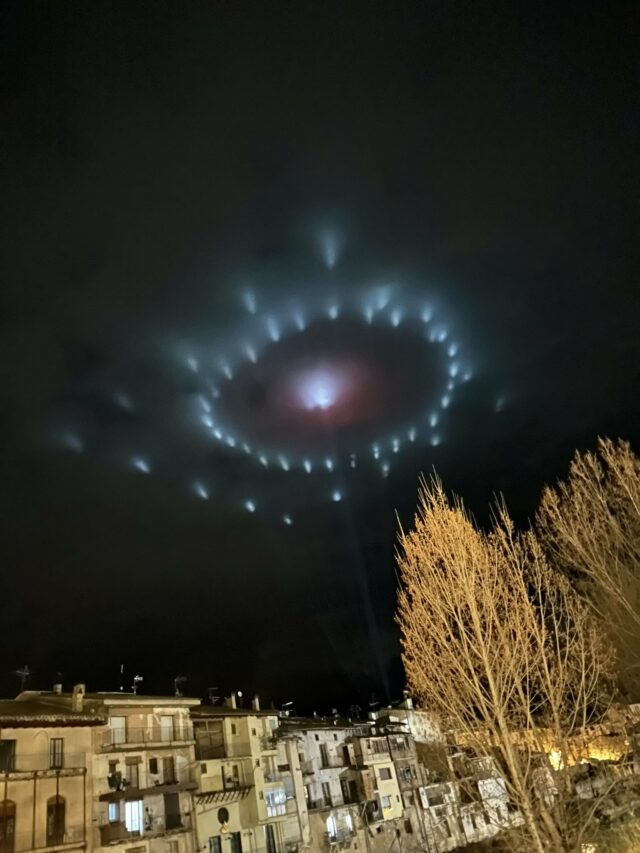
xmin=125 ymin=762 xmax=139 ymax=788
xmin=314 ymin=734 xmax=319 ymax=741
xmin=208 ymin=839 xmax=222 ymax=853
xmin=333 ymin=734 xmax=338 ymax=741
xmin=162 ymin=756 xmax=176 ymax=784
xmin=0 ymin=801 xmax=16 ymax=853
xmin=149 ymin=758 xmax=158 ymax=775
xmin=322 ymin=782 xmax=332 ymax=807
xmin=168 ymin=841 xmax=179 ymax=853
xmin=0 ymin=743 xmax=15 ymax=773
xmin=231 ymin=724 xmax=237 ymax=736
xmin=46 ymin=796 xmax=65 ymax=845
xmin=124 ymin=800 xmax=143 ymax=834
xmin=108 ymin=760 xmax=118 ymax=775
xmin=159 ymin=716 xmax=174 ymax=742
xmin=229 ymin=832 xmax=242 ymax=853
xmin=326 ymin=816 xmax=337 ymax=841
xmin=265 ymin=825 xmax=276 ymax=853
xmin=49 ymin=738 xmax=64 ymax=769
xmin=251 ymin=728 xmax=256 ymax=736
xmin=381 ymin=796 xmax=392 ymax=810
xmin=109 ymin=717 xmax=127 ymax=745
xmin=125 ymin=847 xmax=145 ymax=853
xmin=319 ymin=744 xmax=329 ymax=768
xmin=265 ymin=788 xmax=286 ymax=817
xmin=379 ymin=767 xmax=392 ymax=781
xmin=164 ymin=793 xmax=182 ymax=830
xmin=108 ymin=803 xmax=119 ymax=823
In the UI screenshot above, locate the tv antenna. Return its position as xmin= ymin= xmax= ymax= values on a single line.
xmin=15 ymin=665 xmax=31 ymax=690
xmin=132 ymin=675 xmax=143 ymax=694
xmin=174 ymin=676 xmax=187 ymax=697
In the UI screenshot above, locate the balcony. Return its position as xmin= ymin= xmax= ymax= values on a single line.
xmin=326 ymin=829 xmax=356 ymax=846
xmin=6 ymin=826 xmax=86 ymax=852
xmin=99 ymin=814 xmax=192 ymax=844
xmin=320 ymin=756 xmax=348 ymax=769
xmin=99 ymin=766 xmax=197 ymax=800
xmin=263 ymin=769 xmax=291 ymax=784
xmin=100 ymin=726 xmax=194 ymax=751
xmin=0 ymin=753 xmax=86 ymax=778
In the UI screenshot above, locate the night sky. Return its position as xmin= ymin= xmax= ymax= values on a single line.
xmin=1 ymin=2 xmax=638 ymax=711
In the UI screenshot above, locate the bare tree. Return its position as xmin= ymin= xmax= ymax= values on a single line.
xmin=396 ymin=476 xmax=617 ymax=852
xmin=537 ymin=437 xmax=640 ymax=695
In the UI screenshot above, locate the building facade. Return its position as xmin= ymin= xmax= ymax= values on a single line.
xmin=0 ymin=687 xmax=103 ymax=853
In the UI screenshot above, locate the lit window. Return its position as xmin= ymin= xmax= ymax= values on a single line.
xmin=382 ymin=796 xmax=392 ymax=810
xmin=108 ymin=803 xmax=119 ymax=823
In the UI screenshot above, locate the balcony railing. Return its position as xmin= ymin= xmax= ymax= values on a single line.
xmin=320 ymin=756 xmax=347 ymax=769
xmin=101 ymin=726 xmax=194 ymax=750
xmin=99 ymin=814 xmax=192 ymax=843
xmin=326 ymin=829 xmax=356 ymax=845
xmin=4 ymin=826 xmax=86 ymax=852
xmin=196 ymin=735 xmax=276 ymax=761
xmin=101 ymin=765 xmax=196 ymax=798
xmin=0 ymin=754 xmax=86 ymax=774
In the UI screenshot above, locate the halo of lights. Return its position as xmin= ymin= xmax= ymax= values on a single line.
xmin=49 ymin=231 xmax=485 ymax=525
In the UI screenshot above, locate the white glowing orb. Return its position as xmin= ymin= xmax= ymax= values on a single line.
xmin=295 ymin=367 xmax=346 ymax=411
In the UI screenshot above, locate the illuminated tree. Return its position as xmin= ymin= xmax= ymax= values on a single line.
xmin=537 ymin=437 xmax=640 ymax=696
xmin=396 ymin=477 xmax=617 ymax=852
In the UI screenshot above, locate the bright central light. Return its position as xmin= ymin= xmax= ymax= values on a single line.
xmin=296 ymin=368 xmax=344 ymax=411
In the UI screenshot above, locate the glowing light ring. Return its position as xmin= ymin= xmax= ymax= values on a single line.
xmin=184 ymin=287 xmax=472 ymax=480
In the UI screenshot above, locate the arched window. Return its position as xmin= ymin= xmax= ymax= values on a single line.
xmin=46 ymin=796 xmax=65 ymax=846
xmin=0 ymin=801 xmax=16 ymax=853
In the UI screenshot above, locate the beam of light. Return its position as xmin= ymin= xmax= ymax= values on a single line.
xmin=495 ymin=396 xmax=505 ymax=413
xmin=259 ymin=454 xmax=268 ymax=467
xmin=266 ymin=316 xmax=280 ymax=342
xmin=429 ymin=412 xmax=439 ymax=428
xmin=331 ymin=489 xmax=342 ymax=502
xmin=392 ymin=437 xmax=400 ymax=454
xmin=421 ymin=306 xmax=433 ymax=323
xmin=61 ymin=431 xmax=84 ymax=453
xmin=390 ymin=307 xmax=402 ymax=327
xmin=408 ymin=427 xmax=416 ymax=442
xmin=219 ymin=359 xmax=233 ymax=380
xmin=242 ymin=290 xmax=257 ymax=314
xmin=201 ymin=414 xmax=214 ymax=429
xmin=241 ymin=442 xmax=251 ymax=454
xmin=381 ymin=461 xmax=390 ymax=478
xmin=278 ymin=454 xmax=290 ymax=471
xmin=114 ymin=392 xmax=133 ymax=411
xmin=294 ymin=310 xmax=306 ymax=331
xmin=225 ymin=435 xmax=236 ymax=448
xmin=186 ymin=355 xmax=199 ymax=372
xmin=244 ymin=500 xmax=256 ymax=513
xmin=282 ymin=514 xmax=293 ymax=526
xmin=325 ymin=457 xmax=334 ymax=472
xmin=430 ymin=435 xmax=441 ymax=447
xmin=131 ymin=456 xmax=150 ymax=474
xmin=303 ymin=458 xmax=312 ymax=473
xmin=327 ymin=303 xmax=340 ymax=320
xmin=373 ymin=286 xmax=392 ymax=311
xmin=320 ymin=230 xmax=340 ymax=269
xmin=363 ymin=305 xmax=374 ymax=324
xmin=193 ymin=482 xmax=209 ymax=500
xmin=437 ymin=327 xmax=448 ymax=342
xmin=213 ymin=429 xmax=223 ymax=440
xmin=199 ymin=395 xmax=211 ymax=413
xmin=441 ymin=394 xmax=451 ymax=409
xmin=244 ymin=343 xmax=257 ymax=363
xmin=449 ymin=362 xmax=459 ymax=378
xmin=447 ymin=380 xmax=455 ymax=392
xmin=463 ymin=369 xmax=473 ymax=382
xmin=448 ymin=342 xmax=459 ymax=357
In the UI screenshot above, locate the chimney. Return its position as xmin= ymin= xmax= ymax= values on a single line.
xmin=52 ymin=683 xmax=62 ymax=695
xmin=251 ymin=695 xmax=260 ymax=712
xmin=71 ymin=683 xmax=85 ymax=712
xmin=225 ymin=693 xmax=237 ymax=710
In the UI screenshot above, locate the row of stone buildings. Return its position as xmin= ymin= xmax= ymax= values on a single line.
xmin=0 ymin=684 xmax=529 ymax=853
